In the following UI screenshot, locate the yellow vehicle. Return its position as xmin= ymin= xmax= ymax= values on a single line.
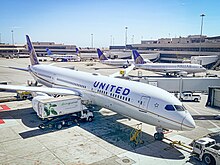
xmin=17 ymin=91 xmax=32 ymax=100
xmin=130 ymin=123 xmax=144 ymax=145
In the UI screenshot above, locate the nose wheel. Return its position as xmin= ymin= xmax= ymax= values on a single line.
xmin=154 ymin=126 xmax=165 ymax=141
xmin=154 ymin=132 xmax=164 ymax=141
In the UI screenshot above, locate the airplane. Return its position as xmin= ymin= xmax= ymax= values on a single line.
xmin=0 ymin=35 xmax=195 ymax=141
xmin=97 ymin=48 xmax=135 ymax=68
xmin=76 ymin=48 xmax=98 ymax=60
xmin=132 ymin=50 xmax=206 ymax=76
xmin=46 ymin=48 xmax=80 ymax=62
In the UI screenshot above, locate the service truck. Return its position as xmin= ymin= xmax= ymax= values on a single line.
xmin=32 ymin=95 xmax=94 ymax=129
xmin=192 ymin=137 xmax=220 ymax=165
xmin=180 ymin=91 xmax=201 ymax=102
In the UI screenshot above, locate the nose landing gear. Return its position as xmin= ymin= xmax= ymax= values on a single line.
xmin=154 ymin=127 xmax=165 ymax=141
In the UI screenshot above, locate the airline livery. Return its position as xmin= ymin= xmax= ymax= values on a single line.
xmin=97 ymin=49 xmax=134 ymax=68
xmin=46 ymin=48 xmax=80 ymax=62
xmin=0 ymin=35 xmax=195 ymax=140
xmin=132 ymin=50 xmax=206 ymax=76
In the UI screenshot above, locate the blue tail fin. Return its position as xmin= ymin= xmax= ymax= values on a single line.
xmin=26 ymin=35 xmax=39 ymax=65
xmin=97 ymin=49 xmax=108 ymax=60
xmin=46 ymin=48 xmax=52 ymax=55
xmin=132 ymin=50 xmax=145 ymax=64
xmin=76 ymin=48 xmax=79 ymax=54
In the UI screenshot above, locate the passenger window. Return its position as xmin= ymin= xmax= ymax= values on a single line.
xmin=165 ymin=105 xmax=175 ymax=111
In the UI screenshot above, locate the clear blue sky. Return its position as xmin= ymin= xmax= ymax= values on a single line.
xmin=0 ymin=0 xmax=220 ymax=47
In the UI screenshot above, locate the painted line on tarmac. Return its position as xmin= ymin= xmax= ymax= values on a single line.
xmin=0 ymin=104 xmax=11 ymax=124
xmin=185 ymin=104 xmax=219 ymax=129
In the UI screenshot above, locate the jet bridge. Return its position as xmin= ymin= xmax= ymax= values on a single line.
xmin=139 ymin=77 xmax=220 ymax=93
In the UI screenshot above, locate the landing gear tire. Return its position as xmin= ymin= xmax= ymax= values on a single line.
xmin=154 ymin=132 xmax=164 ymax=141
xmin=87 ymin=117 xmax=93 ymax=122
xmin=56 ymin=123 xmax=62 ymax=130
xmin=67 ymin=121 xmax=73 ymax=126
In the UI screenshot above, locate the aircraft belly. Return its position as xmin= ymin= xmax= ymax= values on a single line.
xmin=80 ymin=92 xmax=182 ymax=130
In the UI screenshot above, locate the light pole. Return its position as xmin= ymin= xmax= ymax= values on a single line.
xmin=199 ymin=14 xmax=205 ymax=55
xmin=110 ymin=35 xmax=112 ymax=46
xmin=0 ymin=33 xmax=1 ymax=43
xmin=11 ymin=30 xmax=15 ymax=56
xmin=125 ymin=26 xmax=128 ymax=47
xmin=91 ymin=33 xmax=93 ymax=48
xmin=11 ymin=30 xmax=14 ymax=45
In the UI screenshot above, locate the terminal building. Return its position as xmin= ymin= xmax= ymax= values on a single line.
xmin=109 ymin=35 xmax=220 ymax=68
xmin=111 ymin=35 xmax=220 ymax=57
xmin=131 ymin=35 xmax=220 ymax=52
xmin=0 ymin=42 xmax=76 ymax=57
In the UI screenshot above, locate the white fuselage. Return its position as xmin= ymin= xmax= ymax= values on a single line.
xmin=100 ymin=59 xmax=134 ymax=67
xmin=135 ymin=63 xmax=206 ymax=74
xmin=48 ymin=54 xmax=80 ymax=61
xmin=29 ymin=64 xmax=195 ymax=131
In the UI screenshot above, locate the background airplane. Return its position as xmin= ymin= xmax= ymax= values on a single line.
xmin=0 ymin=35 xmax=195 ymax=141
xmin=97 ymin=49 xmax=152 ymax=68
xmin=132 ymin=50 xmax=206 ymax=76
xmin=46 ymin=48 xmax=80 ymax=62
xmin=97 ymin=48 xmax=134 ymax=68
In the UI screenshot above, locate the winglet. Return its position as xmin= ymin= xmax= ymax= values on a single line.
xmin=109 ymin=64 xmax=135 ymax=78
xmin=26 ymin=35 xmax=39 ymax=65
xmin=46 ymin=48 xmax=52 ymax=55
xmin=132 ymin=50 xmax=145 ymax=64
xmin=97 ymin=48 xmax=108 ymax=60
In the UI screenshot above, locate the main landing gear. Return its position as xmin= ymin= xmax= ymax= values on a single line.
xmin=154 ymin=127 xmax=165 ymax=141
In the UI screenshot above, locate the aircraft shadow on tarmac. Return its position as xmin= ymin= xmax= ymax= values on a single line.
xmin=0 ymin=107 xmax=185 ymax=159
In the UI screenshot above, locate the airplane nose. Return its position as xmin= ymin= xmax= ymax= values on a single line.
xmin=181 ymin=113 xmax=196 ymax=131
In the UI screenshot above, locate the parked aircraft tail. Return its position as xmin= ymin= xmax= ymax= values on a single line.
xmin=46 ymin=48 xmax=53 ymax=55
xmin=26 ymin=35 xmax=39 ymax=65
xmin=97 ymin=49 xmax=108 ymax=60
xmin=132 ymin=50 xmax=145 ymax=64
xmin=76 ymin=48 xmax=79 ymax=54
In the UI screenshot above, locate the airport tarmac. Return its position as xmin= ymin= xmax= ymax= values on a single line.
xmin=0 ymin=57 xmax=220 ymax=165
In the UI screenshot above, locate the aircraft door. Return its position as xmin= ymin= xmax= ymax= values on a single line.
xmin=139 ymin=96 xmax=151 ymax=111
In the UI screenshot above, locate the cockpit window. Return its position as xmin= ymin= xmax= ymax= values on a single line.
xmin=174 ymin=105 xmax=186 ymax=111
xmin=165 ymin=105 xmax=175 ymax=111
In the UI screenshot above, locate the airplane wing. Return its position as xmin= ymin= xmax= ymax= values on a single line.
xmin=109 ymin=64 xmax=135 ymax=78
xmin=0 ymin=85 xmax=80 ymax=96
xmin=0 ymin=65 xmax=29 ymax=72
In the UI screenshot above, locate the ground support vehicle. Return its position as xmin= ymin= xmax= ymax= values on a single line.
xmin=192 ymin=137 xmax=220 ymax=165
xmin=39 ymin=109 xmax=94 ymax=130
xmin=180 ymin=91 xmax=201 ymax=102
